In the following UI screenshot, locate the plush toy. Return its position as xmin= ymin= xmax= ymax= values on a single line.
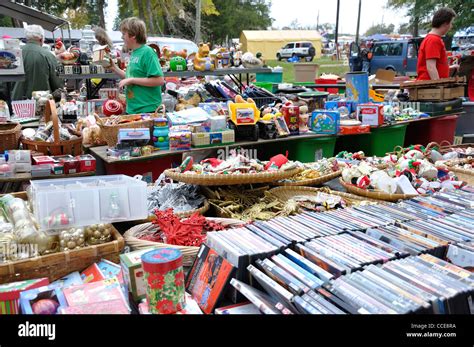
xmin=193 ymin=43 xmax=214 ymax=72
xmin=175 ymin=93 xmax=202 ymax=112
xmin=370 ymin=170 xmax=397 ymax=194
xmin=404 ymin=149 xmax=424 ymax=160
xmin=162 ymin=46 xmax=188 ymax=60
xmin=417 ymin=159 xmax=438 ymax=180
xmin=383 ymin=154 xmax=398 ymax=164
xmin=430 ymin=149 xmax=443 ymax=163
xmin=265 ymin=152 xmax=289 ymax=170
xmin=241 ymin=52 xmax=264 ymax=68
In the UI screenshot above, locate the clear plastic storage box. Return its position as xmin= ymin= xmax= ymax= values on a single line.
xmin=29 ymin=175 xmax=147 ymax=230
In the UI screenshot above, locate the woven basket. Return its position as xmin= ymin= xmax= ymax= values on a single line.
xmin=95 ymin=105 xmax=163 ymax=147
xmin=339 ymin=178 xmax=418 ymax=202
xmin=448 ymin=166 xmax=474 ymax=185
xmin=0 ymin=122 xmax=22 ymax=153
xmin=164 ymin=167 xmax=303 ymax=186
xmin=21 ymin=100 xmax=83 ymax=156
xmin=268 ymin=186 xmax=381 ymax=205
xmin=123 ymin=217 xmax=245 ymax=266
xmin=427 ymin=141 xmax=474 ymax=157
xmin=272 ymin=170 xmax=341 ymax=187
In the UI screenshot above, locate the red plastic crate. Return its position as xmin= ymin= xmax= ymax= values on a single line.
xmin=315 ymin=78 xmax=339 ymax=94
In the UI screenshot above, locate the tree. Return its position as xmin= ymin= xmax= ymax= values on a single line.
xmin=202 ymin=0 xmax=272 ymax=44
xmin=364 ymin=23 xmax=396 ymax=36
xmin=387 ymin=0 xmax=473 ymax=36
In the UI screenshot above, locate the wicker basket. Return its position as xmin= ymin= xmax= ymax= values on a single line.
xmin=339 ymin=178 xmax=418 ymax=202
xmin=21 ymin=100 xmax=83 ymax=156
xmin=164 ymin=167 xmax=303 ymax=186
xmin=268 ymin=186 xmax=381 ymax=205
xmin=0 ymin=122 xmax=22 ymax=153
xmin=427 ymin=141 xmax=474 ymax=157
xmin=123 ymin=217 xmax=245 ymax=266
xmin=272 ymin=170 xmax=341 ymax=187
xmin=95 ymin=105 xmax=163 ymax=147
xmin=447 ymin=166 xmax=474 ymax=185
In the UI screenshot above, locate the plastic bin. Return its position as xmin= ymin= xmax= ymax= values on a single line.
xmin=294 ymin=64 xmax=319 ymax=83
xmin=29 ymin=174 xmax=148 ymax=230
xmin=456 ymin=102 xmax=474 ymax=136
xmin=286 ymin=136 xmax=337 ymax=162
xmin=314 ymin=78 xmax=339 ymax=94
xmin=338 ymin=124 xmax=407 ymax=156
xmin=426 ymin=115 xmax=459 ymax=145
xmin=253 ymin=82 xmax=274 ymax=92
xmin=256 ymin=72 xmax=283 ymax=83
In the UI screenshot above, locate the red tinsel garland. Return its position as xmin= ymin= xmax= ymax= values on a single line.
xmin=143 ymin=209 xmax=225 ymax=247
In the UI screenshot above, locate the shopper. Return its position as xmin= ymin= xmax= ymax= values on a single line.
xmin=109 ymin=17 xmax=164 ymax=114
xmin=417 ymin=7 xmax=459 ymax=80
xmin=11 ymin=25 xmax=63 ymax=100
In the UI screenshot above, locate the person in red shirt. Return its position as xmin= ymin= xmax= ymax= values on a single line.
xmin=417 ymin=7 xmax=459 ymax=80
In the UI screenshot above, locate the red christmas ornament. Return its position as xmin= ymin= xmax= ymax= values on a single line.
xmin=103 ymin=99 xmax=124 ymax=117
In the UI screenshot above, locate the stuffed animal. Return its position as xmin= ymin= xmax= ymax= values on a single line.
xmin=175 ymin=93 xmax=202 ymax=112
xmin=162 ymin=46 xmax=188 ymax=60
xmin=241 ymin=52 xmax=263 ymax=68
xmin=370 ymin=170 xmax=397 ymax=194
xmin=193 ymin=43 xmax=214 ymax=71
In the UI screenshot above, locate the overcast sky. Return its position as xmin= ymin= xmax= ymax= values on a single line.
xmin=106 ymin=0 xmax=407 ymax=35
xmin=270 ymin=0 xmax=406 ymax=34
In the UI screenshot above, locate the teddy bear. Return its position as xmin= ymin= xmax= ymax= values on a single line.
xmin=193 ymin=43 xmax=214 ymax=72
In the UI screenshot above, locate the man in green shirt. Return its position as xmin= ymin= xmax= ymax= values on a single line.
xmin=11 ymin=25 xmax=63 ymax=100
xmin=110 ymin=17 xmax=164 ymax=114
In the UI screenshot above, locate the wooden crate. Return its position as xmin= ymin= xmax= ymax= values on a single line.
xmin=409 ymin=85 xmax=465 ymax=101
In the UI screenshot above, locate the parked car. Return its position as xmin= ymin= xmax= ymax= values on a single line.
xmin=276 ymin=41 xmax=316 ymax=62
xmin=147 ymin=37 xmax=198 ymax=56
xmin=350 ymin=38 xmax=423 ymax=76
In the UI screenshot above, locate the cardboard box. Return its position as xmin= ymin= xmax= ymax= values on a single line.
xmin=0 ymin=49 xmax=24 ymax=75
xmin=8 ymin=150 xmax=31 ymax=163
xmin=19 ymin=283 xmax=68 ymax=314
xmin=62 ymin=278 xmax=128 ymax=308
xmin=76 ymin=154 xmax=96 ymax=172
xmin=192 ymin=132 xmax=210 ymax=147
xmin=0 ymin=278 xmax=49 ymax=314
xmin=52 ymin=155 xmax=79 ymax=174
xmin=51 ymin=163 xmax=64 ymax=175
xmin=33 ymin=156 xmax=55 ymax=165
xmin=310 ymin=110 xmax=340 ymax=134
xmin=13 ymin=163 xmax=32 ymax=173
xmin=31 ymin=164 xmax=52 ymax=177
xmin=369 ymin=69 xmax=396 ymax=85
xmin=120 ymin=248 xmax=157 ymax=301
xmin=357 ymin=104 xmax=384 ymax=126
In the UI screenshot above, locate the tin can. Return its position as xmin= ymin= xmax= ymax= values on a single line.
xmin=345 ymin=72 xmax=369 ymax=103
xmin=141 ymin=248 xmax=186 ymax=314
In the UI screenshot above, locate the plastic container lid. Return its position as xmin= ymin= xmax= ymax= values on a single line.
xmin=141 ymin=248 xmax=183 ymax=273
xmin=298 ymin=91 xmax=329 ymax=98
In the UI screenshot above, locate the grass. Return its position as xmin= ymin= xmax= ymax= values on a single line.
xmin=265 ymin=58 xmax=350 ymax=83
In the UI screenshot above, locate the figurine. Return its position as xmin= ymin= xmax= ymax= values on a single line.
xmin=193 ymin=43 xmax=214 ymax=71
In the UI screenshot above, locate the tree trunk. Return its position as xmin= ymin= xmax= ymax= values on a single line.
xmin=97 ymin=0 xmax=106 ymax=29
xmin=137 ymin=0 xmax=145 ymax=21
xmin=146 ymin=0 xmax=155 ymax=34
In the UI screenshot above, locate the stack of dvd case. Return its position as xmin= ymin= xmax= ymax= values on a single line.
xmin=206 ymin=228 xmax=280 ymax=303
xmin=294 ymin=233 xmax=400 ymax=278
xmin=322 ymin=254 xmax=474 ymax=314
